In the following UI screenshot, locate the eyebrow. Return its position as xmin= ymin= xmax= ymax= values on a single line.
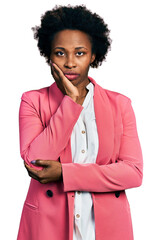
xmin=54 ymin=47 xmax=88 ymax=50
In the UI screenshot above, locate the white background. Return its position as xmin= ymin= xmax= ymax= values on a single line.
xmin=0 ymin=0 xmax=160 ymax=239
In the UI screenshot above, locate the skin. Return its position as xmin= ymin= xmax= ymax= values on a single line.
xmin=50 ymin=29 xmax=95 ymax=103
xmin=24 ymin=29 xmax=96 ymax=184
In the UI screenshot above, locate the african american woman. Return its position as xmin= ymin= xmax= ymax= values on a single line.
xmin=17 ymin=5 xmax=143 ymax=240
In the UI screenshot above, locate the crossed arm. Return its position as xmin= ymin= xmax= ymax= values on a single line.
xmin=19 ymin=91 xmax=143 ymax=192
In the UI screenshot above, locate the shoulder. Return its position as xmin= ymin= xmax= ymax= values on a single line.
xmin=105 ymin=88 xmax=131 ymax=102
xmin=99 ymin=85 xmax=132 ymax=114
xmin=20 ymin=85 xmax=50 ymax=105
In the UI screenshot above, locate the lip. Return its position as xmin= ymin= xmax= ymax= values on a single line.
xmin=64 ymin=72 xmax=80 ymax=80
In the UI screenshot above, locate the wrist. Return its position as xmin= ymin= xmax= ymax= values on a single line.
xmin=67 ymin=95 xmax=78 ymax=103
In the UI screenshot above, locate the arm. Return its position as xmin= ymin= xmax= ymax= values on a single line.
xmin=61 ymin=99 xmax=143 ymax=192
xmin=19 ymin=92 xmax=83 ymax=168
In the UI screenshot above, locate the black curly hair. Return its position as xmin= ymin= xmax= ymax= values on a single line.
xmin=32 ymin=4 xmax=112 ymax=68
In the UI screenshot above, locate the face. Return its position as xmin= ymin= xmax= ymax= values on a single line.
xmin=50 ymin=29 xmax=95 ymax=86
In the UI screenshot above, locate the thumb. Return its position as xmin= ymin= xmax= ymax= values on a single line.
xmin=31 ymin=160 xmax=50 ymax=167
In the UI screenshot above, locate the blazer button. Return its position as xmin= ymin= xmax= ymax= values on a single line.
xmin=115 ymin=191 xmax=120 ymax=198
xmin=46 ymin=190 xmax=53 ymax=197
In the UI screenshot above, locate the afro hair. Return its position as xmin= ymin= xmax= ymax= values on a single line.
xmin=32 ymin=4 xmax=112 ymax=68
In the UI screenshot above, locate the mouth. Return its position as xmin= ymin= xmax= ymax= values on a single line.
xmin=64 ymin=73 xmax=80 ymax=80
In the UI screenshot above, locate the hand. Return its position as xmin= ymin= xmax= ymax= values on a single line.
xmin=50 ymin=61 xmax=79 ymax=101
xmin=24 ymin=160 xmax=63 ymax=184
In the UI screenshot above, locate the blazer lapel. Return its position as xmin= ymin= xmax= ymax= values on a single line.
xmin=48 ymin=77 xmax=114 ymax=165
xmin=89 ymin=77 xmax=114 ymax=165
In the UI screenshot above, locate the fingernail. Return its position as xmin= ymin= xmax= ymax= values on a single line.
xmin=31 ymin=160 xmax=36 ymax=164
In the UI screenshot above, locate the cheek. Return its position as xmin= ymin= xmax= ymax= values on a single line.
xmin=78 ymin=57 xmax=91 ymax=69
xmin=51 ymin=56 xmax=64 ymax=66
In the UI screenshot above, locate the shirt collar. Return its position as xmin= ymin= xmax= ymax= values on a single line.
xmin=82 ymin=81 xmax=94 ymax=108
xmin=86 ymin=81 xmax=94 ymax=95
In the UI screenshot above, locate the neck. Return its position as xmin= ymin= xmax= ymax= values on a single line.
xmin=76 ymin=78 xmax=90 ymax=98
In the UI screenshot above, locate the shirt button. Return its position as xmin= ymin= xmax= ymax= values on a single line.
xmin=76 ymin=214 xmax=80 ymax=218
xmin=81 ymin=130 xmax=85 ymax=134
xmin=77 ymin=191 xmax=81 ymax=195
xmin=81 ymin=149 xmax=85 ymax=153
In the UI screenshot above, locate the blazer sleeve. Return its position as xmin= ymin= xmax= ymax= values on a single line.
xmin=61 ymin=99 xmax=143 ymax=192
xmin=19 ymin=92 xmax=83 ymax=169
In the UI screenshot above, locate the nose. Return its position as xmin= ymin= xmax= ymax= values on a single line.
xmin=64 ymin=54 xmax=76 ymax=69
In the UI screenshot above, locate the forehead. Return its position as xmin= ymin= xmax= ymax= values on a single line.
xmin=51 ymin=29 xmax=92 ymax=49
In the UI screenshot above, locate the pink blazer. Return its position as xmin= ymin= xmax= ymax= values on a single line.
xmin=17 ymin=77 xmax=143 ymax=240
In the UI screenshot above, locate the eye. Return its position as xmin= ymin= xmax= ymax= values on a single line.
xmin=76 ymin=52 xmax=85 ymax=56
xmin=55 ymin=51 xmax=64 ymax=56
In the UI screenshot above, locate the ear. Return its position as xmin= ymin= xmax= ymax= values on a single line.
xmin=90 ymin=53 xmax=96 ymax=64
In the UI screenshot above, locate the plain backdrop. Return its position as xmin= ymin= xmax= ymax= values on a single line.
xmin=0 ymin=0 xmax=160 ymax=239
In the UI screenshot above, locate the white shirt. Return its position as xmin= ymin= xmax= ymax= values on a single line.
xmin=71 ymin=81 xmax=99 ymax=240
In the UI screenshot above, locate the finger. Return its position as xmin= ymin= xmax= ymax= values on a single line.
xmin=25 ymin=164 xmax=44 ymax=181
xmin=27 ymin=171 xmax=39 ymax=181
xmin=52 ymin=69 xmax=59 ymax=80
xmin=50 ymin=61 xmax=60 ymax=78
xmin=24 ymin=161 xmax=31 ymax=167
xmin=24 ymin=163 xmax=39 ymax=179
xmin=34 ymin=160 xmax=51 ymax=167
xmin=24 ymin=162 xmax=40 ymax=175
xmin=50 ymin=62 xmax=66 ymax=92
xmin=24 ymin=161 xmax=31 ymax=169
xmin=52 ymin=63 xmax=67 ymax=81
xmin=24 ymin=162 xmax=46 ymax=184
xmin=50 ymin=62 xmax=59 ymax=80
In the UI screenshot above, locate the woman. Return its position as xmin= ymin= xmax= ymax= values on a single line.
xmin=17 ymin=5 xmax=143 ymax=240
